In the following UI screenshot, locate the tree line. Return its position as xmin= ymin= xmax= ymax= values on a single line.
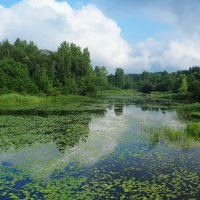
xmin=0 ymin=39 xmax=99 ymax=96
xmin=108 ymin=67 xmax=200 ymax=100
xmin=0 ymin=39 xmax=199 ymax=100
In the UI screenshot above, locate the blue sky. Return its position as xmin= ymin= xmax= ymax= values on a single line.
xmin=0 ymin=0 xmax=20 ymax=7
xmin=0 ymin=0 xmax=200 ymax=72
xmin=0 ymin=0 xmax=171 ymax=43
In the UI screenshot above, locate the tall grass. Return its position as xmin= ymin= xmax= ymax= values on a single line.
xmin=186 ymin=122 xmax=200 ymax=138
xmin=176 ymin=103 xmax=200 ymax=119
xmin=144 ymin=124 xmax=200 ymax=149
xmin=177 ymin=103 xmax=200 ymax=113
xmin=0 ymin=93 xmax=43 ymax=104
xmin=164 ymin=127 xmax=182 ymax=142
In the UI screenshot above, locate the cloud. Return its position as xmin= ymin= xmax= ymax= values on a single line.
xmin=163 ymin=37 xmax=200 ymax=69
xmin=0 ymin=0 xmax=131 ymax=72
xmin=0 ymin=0 xmax=200 ymax=73
xmin=95 ymin=0 xmax=200 ymax=72
xmin=96 ymin=0 xmax=200 ymax=36
xmin=126 ymin=36 xmax=200 ymax=72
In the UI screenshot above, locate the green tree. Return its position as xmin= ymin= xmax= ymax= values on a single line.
xmin=188 ymin=79 xmax=200 ymax=100
xmin=140 ymin=82 xmax=153 ymax=94
xmin=94 ymin=66 xmax=108 ymax=90
xmin=115 ymin=68 xmax=125 ymax=89
xmin=33 ymin=66 xmax=53 ymax=94
xmin=55 ymin=41 xmax=72 ymax=92
xmin=124 ymin=75 xmax=133 ymax=89
xmin=0 ymin=59 xmax=37 ymax=94
xmin=179 ymin=74 xmax=188 ymax=94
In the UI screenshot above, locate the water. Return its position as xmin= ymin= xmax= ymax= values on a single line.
xmin=0 ymin=103 xmax=200 ymax=199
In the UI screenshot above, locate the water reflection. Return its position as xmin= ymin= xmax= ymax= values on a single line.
xmin=0 ymin=104 xmax=199 ymax=178
xmin=114 ymin=104 xmax=123 ymax=115
xmin=0 ymin=108 xmax=128 ymax=177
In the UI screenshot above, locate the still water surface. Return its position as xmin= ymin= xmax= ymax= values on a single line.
xmin=0 ymin=104 xmax=200 ymax=199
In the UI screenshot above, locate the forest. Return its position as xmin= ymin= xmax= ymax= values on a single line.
xmin=109 ymin=67 xmax=200 ymax=101
xmin=0 ymin=39 xmax=199 ymax=100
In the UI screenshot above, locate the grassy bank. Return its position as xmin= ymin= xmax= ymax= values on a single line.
xmin=150 ymin=92 xmax=178 ymax=100
xmin=0 ymin=90 xmax=190 ymax=104
xmin=0 ymin=93 xmax=102 ymax=116
xmin=0 ymin=91 xmax=199 ymax=117
xmin=0 ymin=93 xmax=92 ymax=104
xmin=0 ymin=93 xmax=43 ymax=104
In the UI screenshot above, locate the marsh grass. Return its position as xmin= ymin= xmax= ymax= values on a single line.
xmin=176 ymin=103 xmax=200 ymax=121
xmin=0 ymin=94 xmax=95 ymax=113
xmin=144 ymin=125 xmax=200 ymax=149
xmin=191 ymin=112 xmax=200 ymax=118
xmin=186 ymin=122 xmax=200 ymax=139
xmin=150 ymin=132 xmax=160 ymax=145
xmin=0 ymin=93 xmax=92 ymax=105
xmin=0 ymin=93 xmax=43 ymax=104
xmin=164 ymin=127 xmax=182 ymax=142
xmin=150 ymin=92 xmax=176 ymax=99
xmin=177 ymin=103 xmax=200 ymax=113
xmin=147 ymin=126 xmax=183 ymax=143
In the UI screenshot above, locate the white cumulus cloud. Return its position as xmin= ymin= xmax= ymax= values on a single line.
xmin=0 ymin=0 xmax=200 ymax=72
xmin=0 ymin=0 xmax=131 ymax=71
xmin=127 ymin=37 xmax=200 ymax=72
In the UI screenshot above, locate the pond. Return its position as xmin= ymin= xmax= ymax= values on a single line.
xmin=0 ymin=98 xmax=200 ymax=199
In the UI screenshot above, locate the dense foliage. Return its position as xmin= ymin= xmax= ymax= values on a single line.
xmin=0 ymin=39 xmax=199 ymax=100
xmin=108 ymin=67 xmax=200 ymax=101
xmin=0 ymin=39 xmax=108 ymax=96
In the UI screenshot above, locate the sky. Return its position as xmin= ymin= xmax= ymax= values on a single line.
xmin=0 ymin=0 xmax=200 ymax=73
